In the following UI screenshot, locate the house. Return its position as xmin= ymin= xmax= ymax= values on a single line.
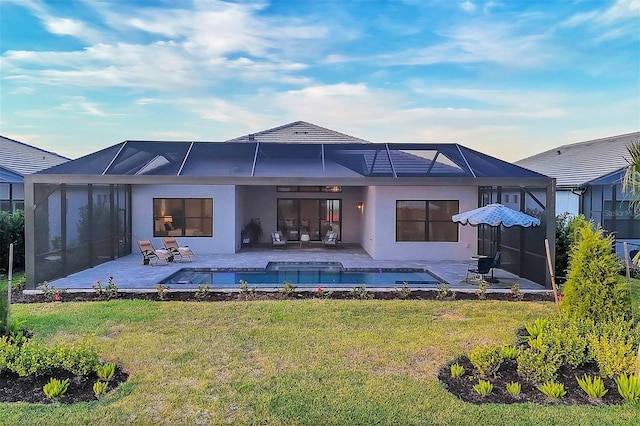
xmin=23 ymin=121 xmax=555 ymax=288
xmin=0 ymin=135 xmax=68 ymax=213
xmin=516 ymin=132 xmax=640 ymax=253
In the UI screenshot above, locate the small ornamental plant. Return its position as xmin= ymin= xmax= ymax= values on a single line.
xmin=40 ymin=281 xmax=67 ymax=302
xmin=351 ymin=284 xmax=372 ymax=300
xmin=510 ymin=283 xmax=524 ymax=301
xmin=194 ymin=284 xmax=212 ymax=300
xmin=96 ymin=362 xmax=116 ymax=381
xmin=450 ymin=363 xmax=465 ymax=378
xmin=576 ymin=374 xmax=608 ymax=399
xmin=473 ymin=380 xmax=493 ymax=397
xmin=506 ymin=382 xmax=521 ymax=397
xmin=475 ymin=281 xmax=488 ymax=300
xmin=524 ymin=318 xmax=548 ymax=340
xmin=500 ymin=345 xmax=519 ymax=360
xmin=615 ymin=373 xmax=640 ymax=402
xmin=537 ymin=380 xmax=567 ymax=399
xmin=435 ymin=283 xmax=455 ymax=300
xmin=395 ymin=281 xmax=412 ymax=299
xmin=43 ymin=378 xmax=70 ymax=399
xmin=315 ymin=287 xmax=333 ymax=299
xmin=239 ymin=280 xmax=255 ymax=298
xmin=155 ymin=284 xmax=170 ymax=300
xmin=93 ymin=380 xmax=108 ymax=399
xmin=93 ymin=277 xmax=119 ymax=300
xmin=279 ymin=280 xmax=298 ymax=296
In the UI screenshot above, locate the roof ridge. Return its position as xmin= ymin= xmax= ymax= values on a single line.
xmin=0 ymin=135 xmax=69 ymax=160
xmin=225 ymin=121 xmax=371 ymax=143
xmin=517 ymin=131 xmax=640 ymax=162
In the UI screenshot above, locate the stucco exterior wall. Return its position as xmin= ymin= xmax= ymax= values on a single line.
xmin=362 ymin=185 xmax=478 ymax=261
xmin=132 ymin=184 xmax=237 ymax=254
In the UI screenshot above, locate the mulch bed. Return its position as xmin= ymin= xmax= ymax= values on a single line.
xmin=438 ymin=356 xmax=625 ymax=405
xmin=12 ymin=288 xmax=555 ymax=304
xmin=0 ymin=367 xmax=129 ymax=404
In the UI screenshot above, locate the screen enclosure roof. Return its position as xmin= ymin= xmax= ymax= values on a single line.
xmin=39 ymin=141 xmax=546 ymax=180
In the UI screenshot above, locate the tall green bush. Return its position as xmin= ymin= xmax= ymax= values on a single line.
xmin=0 ymin=210 xmax=25 ymax=272
xmin=555 ymin=214 xmax=591 ymax=282
xmin=560 ymin=223 xmax=631 ymax=323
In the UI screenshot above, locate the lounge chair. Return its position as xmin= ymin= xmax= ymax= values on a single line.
xmin=271 ymin=231 xmax=287 ymax=248
xmin=137 ymin=240 xmax=173 ymax=265
xmin=322 ymin=230 xmax=338 ymax=248
xmin=466 ymin=257 xmax=493 ymax=283
xmin=162 ymin=236 xmax=195 ymax=262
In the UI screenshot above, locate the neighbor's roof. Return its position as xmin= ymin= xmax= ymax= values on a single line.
xmin=0 ymin=135 xmax=69 ymax=177
xmin=226 ymin=121 xmax=371 ymax=144
xmin=516 ymin=132 xmax=640 ymax=188
xmin=39 ymin=140 xmax=545 ymax=180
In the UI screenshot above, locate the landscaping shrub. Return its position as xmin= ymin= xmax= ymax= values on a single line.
xmin=587 ymin=319 xmax=640 ymax=379
xmin=561 ymin=222 xmax=632 ymax=323
xmin=0 ymin=210 xmax=25 ymax=272
xmin=543 ymin=317 xmax=592 ymax=369
xmin=554 ymin=214 xmax=590 ymax=283
xmin=517 ymin=344 xmax=563 ymax=384
xmin=468 ymin=345 xmax=503 ymax=379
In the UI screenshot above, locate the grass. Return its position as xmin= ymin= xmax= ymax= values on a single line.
xmin=1 ymin=297 xmax=639 ymax=425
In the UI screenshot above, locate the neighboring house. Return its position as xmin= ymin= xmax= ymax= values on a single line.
xmin=0 ymin=135 xmax=69 ymax=213
xmin=23 ymin=121 xmax=555 ymax=288
xmin=516 ymin=132 xmax=640 ymax=253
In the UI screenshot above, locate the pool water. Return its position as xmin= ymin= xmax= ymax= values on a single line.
xmin=160 ymin=262 xmax=441 ymax=288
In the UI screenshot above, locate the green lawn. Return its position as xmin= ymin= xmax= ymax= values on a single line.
xmin=1 ymin=297 xmax=639 ymax=425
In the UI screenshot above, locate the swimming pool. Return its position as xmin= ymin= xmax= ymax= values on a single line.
xmin=159 ymin=262 xmax=442 ymax=288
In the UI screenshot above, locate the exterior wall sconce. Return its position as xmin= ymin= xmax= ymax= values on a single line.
xmin=357 ymin=202 xmax=363 ymax=210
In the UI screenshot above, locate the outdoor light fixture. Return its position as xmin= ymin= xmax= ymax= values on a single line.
xmin=357 ymin=202 xmax=363 ymax=210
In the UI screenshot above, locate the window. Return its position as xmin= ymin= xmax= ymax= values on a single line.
xmin=153 ymin=198 xmax=213 ymax=237
xmin=396 ymin=200 xmax=459 ymax=242
xmin=604 ymin=200 xmax=640 ymax=238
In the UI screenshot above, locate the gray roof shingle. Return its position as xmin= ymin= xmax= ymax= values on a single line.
xmin=515 ymin=132 xmax=640 ymax=188
xmin=0 ymin=135 xmax=69 ymax=176
xmin=226 ymin=121 xmax=370 ymax=144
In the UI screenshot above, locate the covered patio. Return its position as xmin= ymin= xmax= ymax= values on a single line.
xmin=38 ymin=245 xmax=547 ymax=293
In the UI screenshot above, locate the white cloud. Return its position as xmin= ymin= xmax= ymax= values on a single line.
xmin=2 ymin=1 xmax=326 ymax=92
xmin=57 ymin=96 xmax=124 ymax=117
xmin=461 ymin=1 xmax=476 ymax=12
xmin=562 ymin=0 xmax=640 ymax=36
xmin=374 ymin=20 xmax=552 ymax=68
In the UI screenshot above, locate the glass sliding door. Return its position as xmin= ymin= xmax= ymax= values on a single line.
xmin=277 ymin=199 xmax=341 ymax=241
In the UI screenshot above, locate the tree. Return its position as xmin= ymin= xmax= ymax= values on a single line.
xmin=561 ymin=221 xmax=631 ymax=323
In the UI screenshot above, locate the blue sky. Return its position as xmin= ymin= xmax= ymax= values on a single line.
xmin=1 ymin=0 xmax=638 ymax=161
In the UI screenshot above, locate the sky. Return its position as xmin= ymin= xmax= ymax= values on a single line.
xmin=0 ymin=0 xmax=638 ymax=162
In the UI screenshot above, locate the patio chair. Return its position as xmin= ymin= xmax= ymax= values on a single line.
xmin=466 ymin=257 xmax=493 ymax=283
xmin=137 ymin=240 xmax=173 ymax=265
xmin=271 ymin=231 xmax=287 ymax=248
xmin=322 ymin=230 xmax=338 ymax=248
xmin=488 ymin=251 xmax=501 ymax=282
xmin=162 ymin=236 xmax=195 ymax=262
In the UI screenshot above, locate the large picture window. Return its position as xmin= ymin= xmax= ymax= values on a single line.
xmin=153 ymin=198 xmax=213 ymax=237
xmin=396 ymin=200 xmax=459 ymax=242
xmin=604 ymin=200 xmax=640 ymax=239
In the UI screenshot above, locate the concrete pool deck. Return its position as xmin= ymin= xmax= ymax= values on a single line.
xmin=40 ymin=245 xmax=549 ymax=294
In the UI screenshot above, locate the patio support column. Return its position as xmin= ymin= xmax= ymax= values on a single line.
xmin=545 ymin=178 xmax=556 ymax=288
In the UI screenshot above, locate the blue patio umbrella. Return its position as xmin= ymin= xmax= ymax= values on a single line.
xmin=452 ymin=203 xmax=541 ymax=228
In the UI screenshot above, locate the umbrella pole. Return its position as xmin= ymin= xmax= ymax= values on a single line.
xmin=545 ymin=238 xmax=560 ymax=314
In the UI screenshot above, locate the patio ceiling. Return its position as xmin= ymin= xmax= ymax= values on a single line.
xmin=40 ymin=141 xmax=545 ymax=179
